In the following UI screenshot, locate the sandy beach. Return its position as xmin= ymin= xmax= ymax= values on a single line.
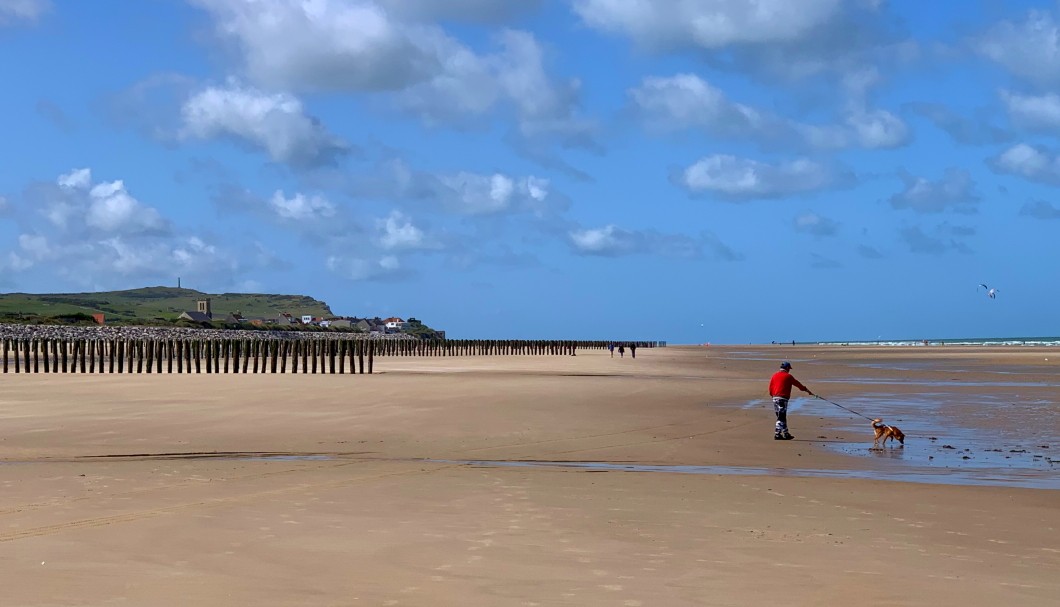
xmin=0 ymin=345 xmax=1056 ymax=606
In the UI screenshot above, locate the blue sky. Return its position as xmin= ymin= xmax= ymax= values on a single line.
xmin=1 ymin=0 xmax=1058 ymax=344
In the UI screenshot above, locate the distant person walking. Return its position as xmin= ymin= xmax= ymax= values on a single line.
xmin=618 ymin=345 xmax=625 ymax=358
xmin=629 ymin=343 xmax=636 ymax=358
xmin=608 ymin=343 xmax=614 ymax=358
xmin=768 ymin=361 xmax=814 ymax=440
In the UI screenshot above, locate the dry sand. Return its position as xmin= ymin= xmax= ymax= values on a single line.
xmin=0 ymin=345 xmax=1056 ymax=606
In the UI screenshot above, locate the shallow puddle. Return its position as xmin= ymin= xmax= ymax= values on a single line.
xmin=427 ymin=459 xmax=1059 ymax=490
xmin=742 ymin=383 xmax=1059 ymax=490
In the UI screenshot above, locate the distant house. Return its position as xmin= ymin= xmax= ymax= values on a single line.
xmin=384 ymin=317 xmax=407 ymax=330
xmin=223 ymin=313 xmax=245 ymax=324
xmin=178 ymin=299 xmax=213 ymax=323
xmin=178 ymin=311 xmax=212 ymax=322
xmin=276 ymin=313 xmax=297 ymax=325
xmin=301 ymin=315 xmax=313 ymax=324
xmin=328 ymin=319 xmax=352 ymax=329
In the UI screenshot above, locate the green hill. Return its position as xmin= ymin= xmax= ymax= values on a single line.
xmin=0 ymin=287 xmax=334 ymax=323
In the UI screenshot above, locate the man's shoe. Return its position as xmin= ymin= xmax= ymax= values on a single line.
xmin=781 ymin=433 xmax=795 ymax=440
xmin=774 ymin=434 xmax=785 ymax=440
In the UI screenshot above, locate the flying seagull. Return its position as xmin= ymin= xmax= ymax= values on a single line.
xmin=979 ymin=283 xmax=998 ymax=299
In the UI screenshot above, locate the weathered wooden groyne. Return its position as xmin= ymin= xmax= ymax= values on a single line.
xmin=0 ymin=326 xmax=661 ymax=374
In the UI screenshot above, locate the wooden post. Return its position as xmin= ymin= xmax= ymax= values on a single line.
xmin=367 ymin=341 xmax=374 ymax=374
xmin=242 ymin=340 xmax=250 ymax=374
xmin=302 ymin=340 xmax=309 ymax=374
xmin=269 ymin=340 xmax=278 ymax=374
xmin=12 ymin=339 xmax=19 ymax=373
xmin=280 ymin=341 xmax=288 ymax=374
xmin=2 ymin=338 xmax=7 ymax=374
xmin=193 ymin=340 xmax=201 ymax=374
xmin=357 ymin=340 xmax=365 ymax=374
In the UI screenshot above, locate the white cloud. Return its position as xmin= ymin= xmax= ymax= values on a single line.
xmin=572 ymin=0 xmax=843 ymax=49
xmin=574 ymin=0 xmax=912 ymax=85
xmin=180 ymin=81 xmax=349 ymax=166
xmin=568 ymin=224 xmax=741 ymax=259
xmin=377 ymin=0 xmax=542 ymax=23
xmin=4 ymin=230 xmax=238 ymax=286
xmin=400 ymin=30 xmax=594 ymax=145
xmin=0 ymin=0 xmax=49 ymax=24
xmin=268 ymin=190 xmax=336 ymax=221
xmin=630 ymin=73 xmax=907 ymax=150
xmin=976 ymin=9 xmax=1060 ymax=87
xmin=841 ymin=109 xmax=909 ymax=148
xmin=437 ymin=173 xmax=516 ymax=215
xmin=57 ymin=167 xmax=92 ymax=189
xmin=889 ymin=168 xmax=979 ymax=214
xmin=990 ymin=143 xmax=1060 ymax=185
xmin=325 ymin=254 xmax=403 ymax=281
xmin=1001 ymin=90 xmax=1060 ymax=131
xmin=0 ymin=169 xmax=253 ymax=288
xmin=190 ymin=0 xmax=436 ymax=92
xmin=433 ymin=171 xmax=554 ymax=215
xmin=494 ymin=31 xmax=593 ymax=143
xmin=53 ymin=168 xmax=168 ymax=235
xmin=569 ymin=225 xmax=637 ymax=255
xmin=192 ymin=2 xmax=591 ymax=146
xmin=793 ymin=213 xmax=840 ymax=236
xmin=630 ymin=74 xmax=775 ymax=137
xmin=85 ymin=180 xmax=168 ymax=233
xmin=679 ymin=155 xmax=838 ymax=200
xmin=375 ymin=210 xmax=436 ymax=251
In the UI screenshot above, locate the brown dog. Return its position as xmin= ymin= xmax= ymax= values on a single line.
xmin=871 ymin=418 xmax=905 ymax=447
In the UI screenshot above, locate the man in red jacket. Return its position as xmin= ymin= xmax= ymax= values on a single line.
xmin=769 ymin=361 xmax=814 ymax=440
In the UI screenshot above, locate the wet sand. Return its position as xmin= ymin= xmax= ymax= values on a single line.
xmin=0 ymin=345 xmax=1057 ymax=605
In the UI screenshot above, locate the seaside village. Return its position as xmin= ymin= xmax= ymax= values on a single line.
xmin=175 ymin=298 xmax=443 ymax=338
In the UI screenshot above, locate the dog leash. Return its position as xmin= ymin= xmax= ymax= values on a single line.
xmin=814 ymin=395 xmax=877 ymax=422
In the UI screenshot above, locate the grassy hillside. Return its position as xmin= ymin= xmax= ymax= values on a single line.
xmin=0 ymin=287 xmax=334 ymax=322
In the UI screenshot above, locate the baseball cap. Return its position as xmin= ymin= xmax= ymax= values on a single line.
xmin=780 ymin=361 xmax=792 ymax=369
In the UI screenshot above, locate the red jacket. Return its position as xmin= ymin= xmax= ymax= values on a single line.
xmin=769 ymin=370 xmax=811 ymax=399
